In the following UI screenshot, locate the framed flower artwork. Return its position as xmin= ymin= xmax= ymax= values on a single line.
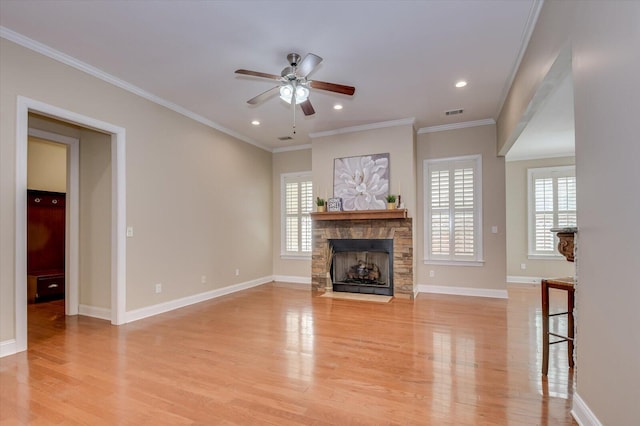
xmin=333 ymin=153 xmax=389 ymax=210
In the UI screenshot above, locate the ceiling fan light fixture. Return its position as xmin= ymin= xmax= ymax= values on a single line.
xmin=237 ymin=52 xmax=355 ymax=117
xmin=280 ymin=85 xmax=293 ymax=99
xmin=296 ymin=86 xmax=309 ymax=101
xmin=279 ymin=84 xmax=309 ymax=104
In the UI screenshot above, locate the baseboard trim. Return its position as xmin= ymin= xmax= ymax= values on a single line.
xmin=125 ymin=276 xmax=273 ymax=323
xmin=507 ymin=275 xmax=543 ymax=284
xmin=273 ymin=275 xmax=311 ymax=285
xmin=572 ymin=393 xmax=602 ymax=426
xmin=418 ymin=284 xmax=508 ymax=299
xmin=78 ymin=304 xmax=111 ymax=321
xmin=0 ymin=339 xmax=17 ymax=358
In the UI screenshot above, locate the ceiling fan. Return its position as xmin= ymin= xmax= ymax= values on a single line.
xmin=235 ymin=53 xmax=356 ymax=117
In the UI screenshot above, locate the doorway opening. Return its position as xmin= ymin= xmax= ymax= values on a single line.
xmin=14 ymin=96 xmax=127 ymax=354
xmin=26 ymin=128 xmax=77 ymax=316
xmin=503 ymin=47 xmax=577 ymax=284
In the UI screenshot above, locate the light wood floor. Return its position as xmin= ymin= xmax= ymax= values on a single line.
xmin=1 ymin=283 xmax=577 ymax=425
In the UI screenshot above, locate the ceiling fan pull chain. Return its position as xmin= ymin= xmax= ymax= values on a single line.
xmin=292 ymin=91 xmax=297 ymax=135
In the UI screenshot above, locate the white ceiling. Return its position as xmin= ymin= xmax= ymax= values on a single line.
xmin=0 ymin=0 xmax=543 ymax=151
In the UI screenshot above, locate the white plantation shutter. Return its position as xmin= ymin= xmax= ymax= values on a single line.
xmin=430 ymin=170 xmax=450 ymax=255
xmin=528 ymin=166 xmax=577 ymax=256
xmin=425 ymin=155 xmax=483 ymax=264
xmin=534 ymin=177 xmax=555 ymax=252
xmin=454 ymin=167 xmax=475 ymax=257
xmin=300 ymin=181 xmax=313 ymax=252
xmin=557 ymin=176 xmax=577 ymax=228
xmin=282 ymin=173 xmax=313 ymax=256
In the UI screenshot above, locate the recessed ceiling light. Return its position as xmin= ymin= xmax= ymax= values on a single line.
xmin=251 ymin=120 xmax=260 ymax=126
xmin=455 ymin=81 xmax=467 ymax=88
xmin=333 ymin=104 xmax=343 ymax=110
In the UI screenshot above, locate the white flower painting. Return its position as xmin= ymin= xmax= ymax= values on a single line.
xmin=333 ymin=154 xmax=389 ymax=210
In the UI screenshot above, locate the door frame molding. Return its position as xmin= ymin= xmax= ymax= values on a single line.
xmin=15 ymin=96 xmax=127 ymax=353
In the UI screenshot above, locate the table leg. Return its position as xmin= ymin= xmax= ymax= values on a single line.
xmin=542 ymin=279 xmax=550 ymax=376
xmin=567 ymin=288 xmax=575 ymax=368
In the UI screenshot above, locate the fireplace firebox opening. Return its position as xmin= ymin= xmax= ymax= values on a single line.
xmin=329 ymin=239 xmax=393 ymax=296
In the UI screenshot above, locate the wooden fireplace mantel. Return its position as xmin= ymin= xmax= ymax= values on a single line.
xmin=310 ymin=209 xmax=407 ymax=221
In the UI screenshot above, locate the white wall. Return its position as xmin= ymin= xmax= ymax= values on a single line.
xmin=78 ymin=128 xmax=112 ymax=309
xmin=0 ymin=38 xmax=273 ymax=341
xmin=27 ymin=137 xmax=67 ymax=192
xmin=311 ymin=124 xmax=416 ymax=218
xmin=498 ymin=2 xmax=640 ymax=424
xmin=505 ymin=156 xmax=576 ymax=280
xmin=311 ymin=123 xmax=417 ymax=291
xmin=417 ymin=124 xmax=507 ymax=293
xmin=272 ymin=148 xmax=312 ymax=281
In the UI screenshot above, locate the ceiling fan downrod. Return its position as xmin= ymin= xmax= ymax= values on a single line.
xmin=287 ymin=53 xmax=301 ymax=67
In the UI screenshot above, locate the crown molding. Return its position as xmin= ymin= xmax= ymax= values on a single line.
xmin=417 ymin=118 xmax=495 ymax=134
xmin=495 ymin=0 xmax=545 ymax=118
xmin=309 ymin=117 xmax=416 ymax=139
xmin=0 ymin=26 xmax=270 ymax=152
xmin=272 ymin=143 xmax=312 ymax=153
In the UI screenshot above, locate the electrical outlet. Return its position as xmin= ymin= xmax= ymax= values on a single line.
xmin=235 ymin=269 xmax=240 ymax=276
xmin=126 ymin=226 xmax=134 ymax=237
xmin=429 ymin=270 xmax=435 ymax=278
xmin=201 ymin=275 xmax=207 ymax=284
xmin=521 ymin=263 xmax=527 ymax=270
xmin=491 ymin=225 xmax=498 ymax=234
xmin=155 ymin=283 xmax=162 ymax=293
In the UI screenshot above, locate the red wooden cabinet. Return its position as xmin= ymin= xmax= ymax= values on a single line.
xmin=27 ymin=190 xmax=66 ymax=302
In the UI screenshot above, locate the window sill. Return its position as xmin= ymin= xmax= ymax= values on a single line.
xmin=423 ymin=259 xmax=485 ymax=267
xmin=527 ymin=254 xmax=565 ymax=260
xmin=280 ymin=254 xmax=312 ymax=261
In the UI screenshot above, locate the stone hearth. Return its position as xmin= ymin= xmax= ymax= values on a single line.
xmin=311 ymin=216 xmax=413 ymax=298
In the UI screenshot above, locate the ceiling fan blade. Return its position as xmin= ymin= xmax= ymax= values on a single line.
xmin=300 ymin=99 xmax=315 ymax=116
xmin=309 ymin=80 xmax=356 ymax=96
xmin=235 ymin=69 xmax=281 ymax=80
xmin=296 ymin=53 xmax=323 ymax=77
xmin=247 ymin=86 xmax=280 ymax=105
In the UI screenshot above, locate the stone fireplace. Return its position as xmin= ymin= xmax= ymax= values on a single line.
xmin=311 ymin=210 xmax=413 ymax=298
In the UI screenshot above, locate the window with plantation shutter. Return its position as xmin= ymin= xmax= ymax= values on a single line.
xmin=528 ymin=166 xmax=576 ymax=257
xmin=424 ymin=155 xmax=483 ymax=265
xmin=281 ymin=172 xmax=313 ymax=258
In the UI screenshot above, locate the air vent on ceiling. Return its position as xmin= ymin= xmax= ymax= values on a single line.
xmin=278 ymin=136 xmax=293 ymax=141
xmin=445 ymin=108 xmax=464 ymax=116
